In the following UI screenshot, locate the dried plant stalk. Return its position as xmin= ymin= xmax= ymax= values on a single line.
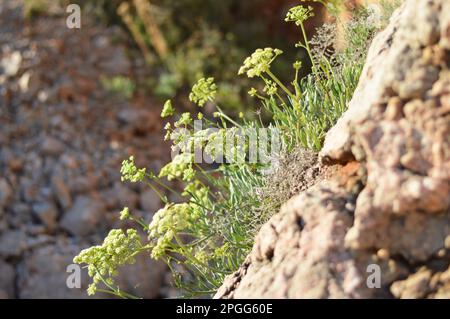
xmin=117 ymin=2 xmax=153 ymax=63
xmin=133 ymin=0 xmax=169 ymax=60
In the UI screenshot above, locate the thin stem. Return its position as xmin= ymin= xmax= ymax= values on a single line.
xmin=266 ymin=70 xmax=295 ymax=101
xmin=300 ymin=23 xmax=316 ymax=71
xmin=215 ymin=105 xmax=243 ymax=129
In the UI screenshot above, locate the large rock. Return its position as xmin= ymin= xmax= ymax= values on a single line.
xmin=0 ymin=230 xmax=28 ymax=258
xmin=0 ymin=259 xmax=15 ymax=298
xmin=115 ymin=252 xmax=167 ymax=299
xmin=32 ymin=201 xmax=58 ymax=232
xmin=60 ymin=196 xmax=104 ymax=237
xmin=217 ymin=0 xmax=450 ymax=299
xmin=0 ymin=178 xmax=12 ymax=208
xmin=17 ymin=239 xmax=91 ymax=298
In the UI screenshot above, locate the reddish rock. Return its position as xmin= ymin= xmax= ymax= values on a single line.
xmin=217 ymin=0 xmax=450 ymax=299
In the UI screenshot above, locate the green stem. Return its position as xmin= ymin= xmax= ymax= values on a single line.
xmin=266 ymin=70 xmax=295 ymax=101
xmin=300 ymin=23 xmax=316 ymax=71
xmin=173 ymin=235 xmax=229 ymax=275
xmin=215 ymin=105 xmax=243 ymax=129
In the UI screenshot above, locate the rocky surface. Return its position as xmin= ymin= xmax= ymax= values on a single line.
xmin=216 ymin=0 xmax=450 ymax=299
xmin=0 ymin=0 xmax=170 ymax=298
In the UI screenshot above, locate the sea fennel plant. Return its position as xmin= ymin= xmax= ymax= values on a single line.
xmin=74 ymin=1 xmax=392 ymax=298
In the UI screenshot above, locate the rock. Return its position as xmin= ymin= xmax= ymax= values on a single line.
xmin=139 ymin=189 xmax=161 ymax=213
xmin=217 ymin=182 xmax=407 ymax=299
xmin=0 ymin=51 xmax=22 ymax=77
xmin=218 ymin=0 xmax=450 ymax=299
xmin=117 ymin=108 xmax=160 ymax=133
xmin=60 ymin=196 xmax=104 ymax=237
xmin=0 ymin=259 xmax=15 ymax=298
xmin=391 ymin=267 xmax=432 ymax=299
xmin=18 ymin=70 xmax=31 ymax=92
xmin=115 ymin=251 xmax=166 ymax=299
xmin=32 ymin=202 xmax=58 ymax=231
xmin=7 ymin=158 xmax=24 ymax=172
xmin=9 ymin=203 xmax=32 ymax=227
xmin=98 ymin=47 xmax=131 ymax=75
xmin=20 ymin=180 xmax=40 ymax=203
xmin=112 ymin=183 xmax=139 ymax=210
xmin=51 ymin=175 xmax=72 ymax=210
xmin=17 ymin=240 xmax=90 ymax=298
xmin=41 ymin=137 xmax=65 ymax=156
xmin=0 ymin=230 xmax=28 ymax=258
xmin=0 ymin=178 xmax=12 ymax=208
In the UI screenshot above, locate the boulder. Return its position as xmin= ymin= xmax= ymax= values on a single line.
xmin=17 ymin=239 xmax=91 ymax=299
xmin=60 ymin=196 xmax=104 ymax=237
xmin=0 ymin=259 xmax=15 ymax=298
xmin=0 ymin=230 xmax=28 ymax=258
xmin=217 ymin=0 xmax=450 ymax=299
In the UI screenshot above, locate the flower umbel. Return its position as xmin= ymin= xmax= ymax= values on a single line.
xmin=263 ymin=80 xmax=278 ymax=96
xmin=148 ymin=203 xmax=195 ymax=259
xmin=238 ymin=48 xmax=283 ymax=78
xmin=161 ymin=100 xmax=175 ymax=118
xmin=73 ymin=229 xmax=142 ymax=296
xmin=119 ymin=207 xmax=130 ymax=220
xmin=159 ymin=153 xmax=194 ymax=181
xmin=189 ymin=77 xmax=217 ymax=107
xmin=174 ymin=112 xmax=193 ymax=128
xmin=284 ymin=5 xmax=315 ymax=26
xmin=120 ymin=156 xmax=146 ymax=183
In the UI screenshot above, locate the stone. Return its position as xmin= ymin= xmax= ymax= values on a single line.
xmin=0 ymin=51 xmax=22 ymax=77
xmin=0 ymin=178 xmax=12 ymax=208
xmin=60 ymin=196 xmax=104 ymax=237
xmin=115 ymin=252 xmax=167 ymax=299
xmin=0 ymin=230 xmax=28 ymax=258
xmin=41 ymin=137 xmax=65 ymax=156
xmin=391 ymin=268 xmax=433 ymax=299
xmin=51 ymin=175 xmax=72 ymax=210
xmin=32 ymin=202 xmax=58 ymax=231
xmin=9 ymin=203 xmax=32 ymax=227
xmin=218 ymin=0 xmax=450 ymax=299
xmin=117 ymin=108 xmax=160 ymax=133
xmin=0 ymin=259 xmax=15 ymax=298
xmin=17 ymin=240 xmax=90 ymax=299
xmin=139 ymin=189 xmax=161 ymax=213
xmin=112 ymin=183 xmax=139 ymax=210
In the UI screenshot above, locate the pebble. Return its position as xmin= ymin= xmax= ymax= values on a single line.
xmin=0 ymin=179 xmax=12 ymax=208
xmin=60 ymin=196 xmax=104 ymax=237
xmin=41 ymin=137 xmax=65 ymax=157
xmin=32 ymin=202 xmax=58 ymax=232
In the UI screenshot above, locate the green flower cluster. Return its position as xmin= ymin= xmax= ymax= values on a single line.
xmin=189 ymin=77 xmax=217 ymax=107
xmin=120 ymin=156 xmax=146 ymax=183
xmin=159 ymin=153 xmax=195 ymax=181
xmin=284 ymin=5 xmax=315 ymax=26
xmin=238 ymin=48 xmax=283 ymax=78
xmin=174 ymin=112 xmax=193 ymax=128
xmin=182 ymin=180 xmax=209 ymax=203
xmin=263 ymin=80 xmax=278 ymax=96
xmin=161 ymin=100 xmax=175 ymax=118
xmin=119 ymin=207 xmax=130 ymax=220
xmin=148 ymin=203 xmax=198 ymax=259
xmin=73 ymin=229 xmax=142 ymax=296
